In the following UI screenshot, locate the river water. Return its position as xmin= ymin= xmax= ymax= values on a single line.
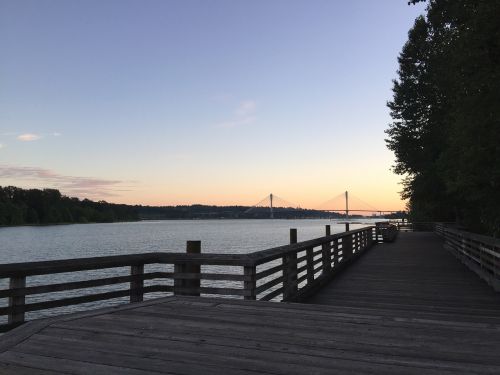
xmin=0 ymin=219 xmax=379 ymax=263
xmin=0 ymin=219 xmax=379 ymax=322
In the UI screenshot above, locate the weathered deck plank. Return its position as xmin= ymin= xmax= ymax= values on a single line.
xmin=1 ymin=232 xmax=500 ymax=374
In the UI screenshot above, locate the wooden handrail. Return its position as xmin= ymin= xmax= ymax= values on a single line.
xmin=0 ymin=225 xmax=379 ymax=332
xmin=0 ymin=253 xmax=255 ymax=277
xmin=247 ymin=228 xmax=377 ymax=264
xmin=435 ymin=223 xmax=500 ymax=291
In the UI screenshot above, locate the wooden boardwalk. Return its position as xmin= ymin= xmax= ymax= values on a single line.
xmin=308 ymin=232 xmax=500 ymax=319
xmin=1 ymin=232 xmax=500 ymax=374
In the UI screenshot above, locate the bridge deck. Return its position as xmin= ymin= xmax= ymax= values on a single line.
xmin=1 ymin=232 xmax=500 ymax=374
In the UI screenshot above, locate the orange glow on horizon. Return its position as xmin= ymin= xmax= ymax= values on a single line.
xmin=108 ymin=187 xmax=406 ymax=211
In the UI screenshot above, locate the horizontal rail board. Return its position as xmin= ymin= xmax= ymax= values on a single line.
xmin=0 ymin=272 xmax=169 ymax=298
xmin=0 ymin=253 xmax=255 ymax=278
xmin=0 ymin=253 xmax=164 ymax=277
xmin=0 ymin=285 xmax=167 ymax=315
xmin=296 ymin=253 xmax=309 ymax=264
xmin=313 ymin=263 xmax=323 ymax=273
xmin=174 ymin=286 xmax=248 ymax=296
xmin=173 ymin=272 xmax=248 ymax=281
xmin=259 ymin=287 xmax=284 ymax=301
xmin=296 ymin=263 xmax=308 ymax=275
xmin=255 ymin=264 xmax=283 ymax=280
xmin=255 ymin=276 xmax=285 ymax=295
xmin=312 ymin=257 xmax=323 ymax=267
xmin=0 ymin=272 xmax=248 ymax=298
xmin=313 ymin=248 xmax=324 ymax=257
xmin=297 ymin=273 xmax=308 ymax=285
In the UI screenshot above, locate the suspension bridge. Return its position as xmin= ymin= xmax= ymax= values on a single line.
xmin=244 ymin=191 xmax=403 ymax=218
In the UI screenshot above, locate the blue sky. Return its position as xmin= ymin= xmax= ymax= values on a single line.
xmin=0 ymin=0 xmax=426 ymax=209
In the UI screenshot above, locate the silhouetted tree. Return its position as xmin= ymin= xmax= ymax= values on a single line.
xmin=0 ymin=186 xmax=139 ymax=225
xmin=386 ymin=0 xmax=500 ymax=235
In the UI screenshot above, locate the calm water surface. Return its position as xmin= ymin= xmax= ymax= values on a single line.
xmin=0 ymin=219 xmax=378 ymax=263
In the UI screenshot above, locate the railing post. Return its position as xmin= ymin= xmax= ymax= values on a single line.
xmin=306 ymin=247 xmax=314 ymax=285
xmin=283 ymin=229 xmax=298 ymax=301
xmin=174 ymin=263 xmax=185 ymax=295
xmin=186 ymin=241 xmax=201 ymax=296
xmin=321 ymin=242 xmax=331 ymax=275
xmin=130 ymin=264 xmax=144 ymax=303
xmin=322 ymin=226 xmax=331 ymax=275
xmin=175 ymin=240 xmax=201 ymax=296
xmin=290 ymin=228 xmax=297 ymax=244
xmin=8 ymin=276 xmax=26 ymax=325
xmin=244 ymin=266 xmax=256 ymax=300
xmin=343 ymin=233 xmax=353 ymax=259
xmin=366 ymin=228 xmax=372 ymax=248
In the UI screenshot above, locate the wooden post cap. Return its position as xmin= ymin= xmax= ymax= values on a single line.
xmin=186 ymin=241 xmax=201 ymax=254
xmin=290 ymin=229 xmax=297 ymax=244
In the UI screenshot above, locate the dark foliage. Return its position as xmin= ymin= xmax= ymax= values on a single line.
xmin=0 ymin=186 xmax=139 ymax=225
xmin=386 ymin=0 xmax=500 ymax=236
xmin=382 ymin=211 xmax=408 ymax=220
xmin=0 ymin=186 xmax=345 ymax=225
xmin=136 ymin=205 xmax=343 ymax=220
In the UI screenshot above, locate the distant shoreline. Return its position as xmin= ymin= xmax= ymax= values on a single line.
xmin=0 ymin=216 xmax=387 ymax=229
xmin=1 ymin=186 xmax=405 ymax=227
xmin=0 ymin=219 xmax=140 ymax=229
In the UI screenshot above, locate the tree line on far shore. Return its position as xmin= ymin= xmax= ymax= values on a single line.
xmin=0 ymin=186 xmax=138 ymax=225
xmin=1 ymin=186 xmax=401 ymax=226
xmin=137 ymin=204 xmax=346 ymax=220
xmin=386 ymin=0 xmax=500 ymax=236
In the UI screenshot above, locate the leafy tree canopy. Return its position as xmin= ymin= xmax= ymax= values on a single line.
xmin=386 ymin=0 xmax=500 ymax=236
xmin=0 ymin=186 xmax=138 ymax=225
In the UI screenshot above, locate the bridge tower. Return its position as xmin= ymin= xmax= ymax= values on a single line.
xmin=270 ymin=193 xmax=274 ymax=219
xmin=345 ymin=191 xmax=349 ymax=220
xmin=344 ymin=191 xmax=350 ymax=231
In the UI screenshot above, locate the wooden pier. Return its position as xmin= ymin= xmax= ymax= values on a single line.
xmin=0 ymin=225 xmax=499 ymax=374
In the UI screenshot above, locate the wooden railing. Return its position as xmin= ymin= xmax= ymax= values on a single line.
xmin=435 ymin=223 xmax=500 ymax=291
xmin=248 ymin=226 xmax=377 ymax=302
xmin=389 ymin=221 xmax=437 ymax=232
xmin=0 ymin=225 xmax=378 ymax=332
xmin=375 ymin=222 xmax=398 ymax=242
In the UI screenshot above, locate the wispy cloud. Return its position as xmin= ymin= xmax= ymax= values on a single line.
xmin=215 ymin=99 xmax=257 ymax=129
xmin=17 ymin=133 xmax=41 ymax=141
xmin=235 ymin=100 xmax=256 ymax=116
xmin=3 ymin=132 xmax=60 ymax=142
xmin=0 ymin=165 xmax=134 ymax=199
xmin=0 ymin=144 xmax=3 ymax=149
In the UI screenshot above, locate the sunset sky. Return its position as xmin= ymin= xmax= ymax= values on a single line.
xmin=0 ymin=0 xmax=426 ymax=210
